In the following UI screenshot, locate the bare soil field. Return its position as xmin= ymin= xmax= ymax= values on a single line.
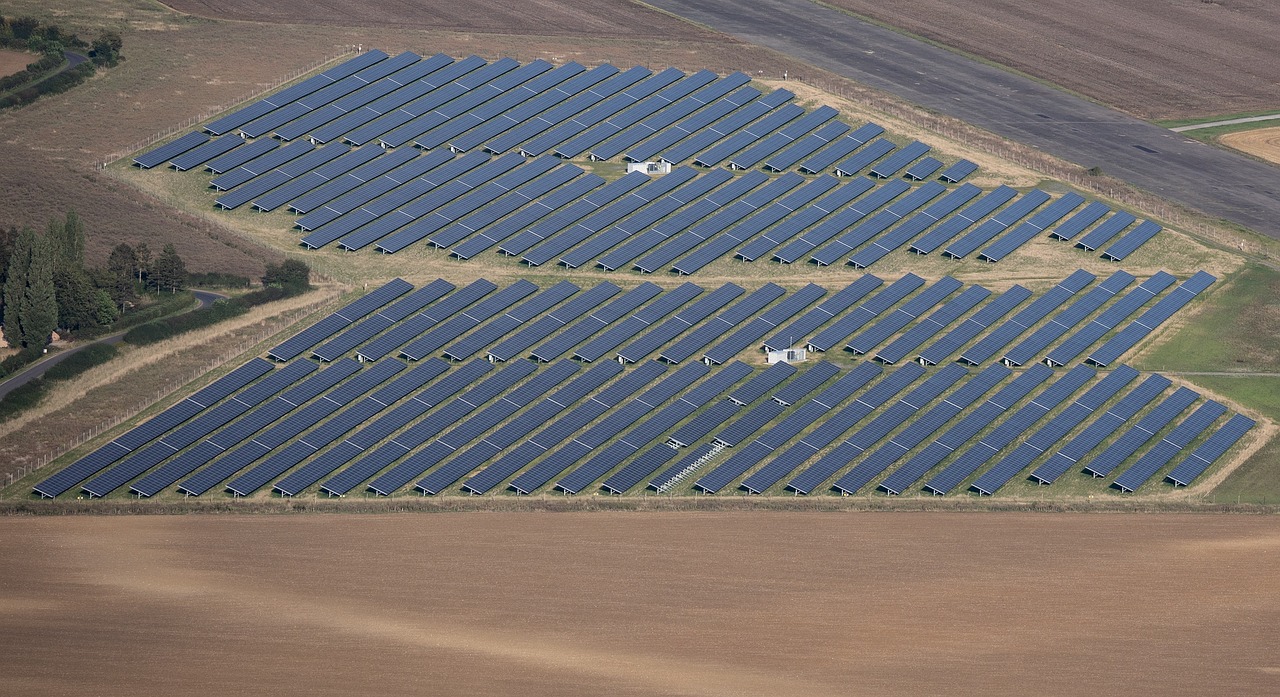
xmin=161 ymin=0 xmax=728 ymax=41
xmin=0 ymin=48 xmax=32 ymax=77
xmin=1221 ymin=125 xmax=1280 ymax=166
xmin=821 ymin=0 xmax=1280 ymax=121
xmin=1 ymin=512 xmax=1277 ymax=696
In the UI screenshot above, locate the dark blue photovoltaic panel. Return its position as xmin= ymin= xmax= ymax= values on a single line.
xmin=620 ymin=85 xmax=762 ymax=162
xmin=937 ymin=159 xmax=977 ymax=183
xmin=832 ymin=138 xmax=896 ymax=176
xmin=167 ymin=136 xmax=245 ymax=172
xmin=735 ymin=176 xmax=872 ymax=262
xmin=728 ymin=361 xmax=797 ymax=406
xmin=215 ymin=145 xmax=349 ymax=210
xmin=403 ymin=59 xmax=560 ymax=149
xmin=846 ymin=276 xmax=964 ymax=355
xmin=335 ymin=55 xmax=490 ymax=146
xmin=903 ymin=157 xmax=943 ymax=181
xmin=1082 ymin=386 xmax=1199 ymax=478
xmin=923 ymin=363 xmax=1067 ymax=495
xmin=211 ymin=140 xmax=314 ymax=191
xmin=726 ymin=105 xmax=838 ymax=170
xmin=355 ymin=279 xmax=497 ymax=362
xmin=908 ymin=185 xmax=1017 ymax=255
xmin=1086 ymin=271 xmax=1215 ymax=367
xmin=968 ymin=365 xmax=1138 ymax=495
xmin=703 ymin=284 xmax=827 ymax=364
xmin=942 ymin=189 xmax=1050 ymax=259
xmin=443 ymin=281 xmax=580 ymax=361
xmin=268 ymin=278 xmax=412 ymax=361
xmin=809 ymin=181 xmax=944 ymax=265
xmin=1113 ymin=400 xmax=1226 ymax=492
xmin=287 ymin=148 xmax=417 ymax=214
xmin=1044 ymin=271 xmax=1176 ymax=367
xmin=399 ymin=280 xmax=538 ymax=361
xmin=487 ymin=282 xmax=621 ymax=361
xmin=668 ymin=400 xmax=739 ymax=447
xmin=771 ymin=361 xmax=841 ymax=407
xmin=1102 ymin=220 xmax=1163 ymax=261
xmin=958 ymin=269 xmax=1095 ymax=365
xmin=617 ymin=284 xmax=743 ymax=363
xmin=849 ymin=183 xmax=983 ymax=268
xmin=874 ymin=285 xmax=991 ymax=364
xmin=33 ymin=357 xmax=275 ymax=498
xmin=295 ymin=148 xmax=455 ymax=235
xmin=869 ymin=140 xmax=930 ymax=178
xmin=1075 ymin=211 xmax=1137 ymax=251
xmin=659 ymin=284 xmax=787 ymax=364
xmin=690 ymin=103 xmax=806 ymax=168
xmin=1030 ymin=372 xmax=1171 ymax=485
xmin=917 ymin=285 xmax=1030 ymax=365
xmin=551 ymin=69 xmax=720 ymax=158
xmin=978 ymin=192 xmax=1086 ymax=262
xmin=499 ymin=170 xmax=650 ymax=256
xmin=429 ymin=164 xmax=587 ymax=250
xmin=1049 ymin=200 xmax=1110 ymax=241
xmin=450 ymin=173 xmax=606 ymax=259
xmin=762 ymin=120 xmax=851 ymax=172
xmin=205 ymin=138 xmax=278 ymax=174
xmin=530 ymin=283 xmax=663 ymax=362
xmin=807 ymin=274 xmax=924 ymax=352
xmin=375 ymin=58 xmax=527 ymax=148
xmin=1167 ymin=413 xmax=1255 ymax=487
xmin=134 ymin=131 xmax=210 ymax=169
xmin=797 ymin=122 xmax=885 ymax=174
xmin=829 ymin=360 xmax=988 ymax=491
xmin=763 ymin=276 xmax=882 ymax=352
xmin=250 ymin=146 xmax=384 ymax=212
xmin=574 ymin=283 xmax=703 ymax=362
xmin=1001 ymin=270 xmax=1135 ymax=366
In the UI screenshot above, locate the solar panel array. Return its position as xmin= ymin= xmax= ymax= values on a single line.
xmin=132 ymin=51 xmax=1164 ymax=272
xmin=34 ymin=270 xmax=1250 ymax=501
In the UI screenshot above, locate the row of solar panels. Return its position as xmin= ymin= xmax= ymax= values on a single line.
xmin=136 ymin=50 xmax=969 ymax=182
xmin=144 ymin=126 xmax=1154 ymax=272
xmin=33 ymin=272 xmax=1245 ymax=499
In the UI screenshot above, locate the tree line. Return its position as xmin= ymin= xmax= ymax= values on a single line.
xmin=1 ymin=212 xmax=187 ymax=350
xmin=0 ymin=16 xmax=122 ymax=110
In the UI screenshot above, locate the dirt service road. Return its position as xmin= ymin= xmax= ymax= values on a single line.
xmin=2 ymin=512 xmax=1277 ymax=696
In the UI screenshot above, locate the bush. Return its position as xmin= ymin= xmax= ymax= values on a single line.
xmin=0 ymin=347 xmax=43 ymax=379
xmin=0 ymin=379 xmax=44 ymax=420
xmin=0 ymin=61 xmax=94 ymax=110
xmin=44 ymin=342 xmax=117 ymax=381
xmin=121 ymin=281 xmax=307 ymax=347
xmin=187 ymin=272 xmax=251 ymax=288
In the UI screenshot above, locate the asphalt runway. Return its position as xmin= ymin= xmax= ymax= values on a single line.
xmin=644 ymin=0 xmax=1280 ymax=240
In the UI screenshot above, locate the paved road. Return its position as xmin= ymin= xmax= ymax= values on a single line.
xmin=645 ymin=0 xmax=1280 ymax=240
xmin=1172 ymin=114 xmax=1280 ymax=133
xmin=0 ymin=290 xmax=225 ymax=402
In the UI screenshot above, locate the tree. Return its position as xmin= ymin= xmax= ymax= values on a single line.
xmin=0 ymin=225 xmax=18 ymax=319
xmin=107 ymin=242 xmax=137 ymax=310
xmin=60 ymin=210 xmax=85 ymax=269
xmin=18 ymin=230 xmax=57 ymax=347
xmin=53 ymin=265 xmax=102 ymax=331
xmin=89 ymin=30 xmax=122 ymax=67
xmin=261 ymin=258 xmax=311 ymax=292
xmin=152 ymin=243 xmax=186 ymax=293
xmin=3 ymin=227 xmax=33 ymax=347
xmin=134 ymin=242 xmax=152 ymax=285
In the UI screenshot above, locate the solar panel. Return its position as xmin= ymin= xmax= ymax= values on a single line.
xmin=648 ymin=441 xmax=719 ymax=493
xmin=250 ymin=146 xmax=384 ymax=212
xmin=771 ymin=179 xmax=900 ymax=263
xmin=807 ymin=274 xmax=924 ymax=352
xmin=1113 ymin=400 xmax=1227 ymax=492
xmin=1030 ymin=372 xmax=1172 ymax=485
xmin=596 ymin=169 xmax=771 ymax=271
xmin=977 ymin=192 xmax=1086 ymax=262
xmin=832 ymin=138 xmax=896 ymax=176
xmin=958 ymin=269 xmax=1095 ymax=365
xmin=403 ymin=59 xmax=560 ymax=149
xmin=797 ymin=122 xmax=885 ymax=174
xmin=268 ymin=278 xmax=413 ymax=361
xmin=1075 ymin=211 xmax=1137 ymax=251
xmin=1081 ymin=386 xmax=1199 ymax=478
xmin=903 ymin=157 xmax=944 ymax=181
xmin=969 ymin=365 xmax=1140 ymax=495
xmin=499 ymin=170 xmax=650 ymax=256
xmin=1044 ymin=271 xmax=1177 ymax=367
xmin=809 ymin=181 xmax=945 ymax=265
xmin=703 ymin=283 xmax=827 ymax=364
xmin=530 ymin=282 xmax=663 ymax=362
xmin=134 ymin=131 xmax=210 ymax=169
xmin=874 ymin=285 xmax=991 ymax=364
xmin=1001 ymin=270 xmax=1136 ymax=366
xmin=374 ymin=58 xmax=527 ymax=148
xmin=908 ymin=185 xmax=1018 ymax=255
xmin=450 ymin=173 xmax=606 ymax=259
xmin=735 ymin=176 xmax=872 ymax=262
xmin=942 ymin=189 xmax=1051 ymax=259
xmin=1086 ymin=271 xmax=1216 ymax=367
xmin=660 ymin=284 xmax=787 ymax=363
xmin=399 ymin=280 xmax=539 ymax=361
xmin=215 ymin=145 xmax=350 ymax=210
xmin=1166 ymin=413 xmax=1256 ymax=487
xmin=917 ymin=285 xmax=1031 ymax=365
xmin=336 ymin=55 xmax=491 ymax=146
xmin=725 ymin=105 xmax=838 ymax=170
xmin=846 ymin=276 xmax=964 ymax=355
xmin=937 ymin=159 xmax=978 ymax=183
xmin=1102 ymin=220 xmax=1163 ymax=261
xmin=211 ymin=140 xmax=313 ymax=191
xmin=295 ymin=148 xmax=455 ymax=235
xmin=922 ymin=363 xmax=1072 ymax=495
xmin=574 ymin=282 xmax=703 ymax=362
xmin=762 ymin=276 xmax=882 ymax=353
xmin=655 ymin=88 xmax=795 ymax=165
xmin=617 ymin=283 xmax=743 ymax=363
xmin=167 ymin=135 xmax=246 ymax=172
xmin=1049 ymin=200 xmax=1110 ymax=241
xmin=443 ymin=281 xmax=580 ymax=362
xmin=868 ymin=140 xmax=930 ymax=178
xmin=488 ymin=282 xmax=621 ymax=361
xmin=761 ymin=120 xmax=851 ymax=172
xmin=690 ymin=103 xmax=806 ymax=168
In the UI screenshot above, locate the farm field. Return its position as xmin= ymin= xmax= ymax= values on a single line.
xmin=2 ymin=512 xmax=1278 ymax=696
xmin=1221 ymin=125 xmax=1280 ymax=166
xmin=0 ymin=49 xmax=31 ymax=76
xmin=819 ymin=0 xmax=1280 ymax=120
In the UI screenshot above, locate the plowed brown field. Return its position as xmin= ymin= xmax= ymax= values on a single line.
xmin=161 ymin=0 xmax=727 ymax=42
xmin=822 ymin=0 xmax=1280 ymax=120
xmin=3 ymin=512 xmax=1278 ymax=696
